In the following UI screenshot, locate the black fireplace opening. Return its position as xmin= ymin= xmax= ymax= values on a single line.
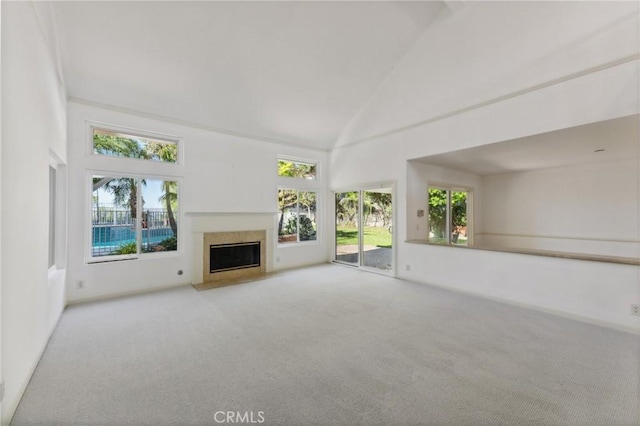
xmin=210 ymin=241 xmax=260 ymax=273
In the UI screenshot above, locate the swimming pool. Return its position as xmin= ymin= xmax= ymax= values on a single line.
xmin=92 ymin=225 xmax=174 ymax=254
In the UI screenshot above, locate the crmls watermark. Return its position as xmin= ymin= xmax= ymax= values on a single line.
xmin=214 ymin=411 xmax=265 ymax=424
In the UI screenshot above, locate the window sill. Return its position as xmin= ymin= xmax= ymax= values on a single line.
xmin=405 ymin=240 xmax=640 ymax=266
xmin=277 ymin=240 xmax=320 ymax=249
xmin=87 ymin=250 xmax=181 ymax=264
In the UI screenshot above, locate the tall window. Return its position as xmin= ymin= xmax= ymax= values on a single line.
xmin=277 ymin=157 xmax=319 ymax=244
xmin=89 ymin=126 xmax=180 ymax=260
xmin=428 ymin=186 xmax=470 ymax=246
xmin=278 ymin=189 xmax=317 ymax=243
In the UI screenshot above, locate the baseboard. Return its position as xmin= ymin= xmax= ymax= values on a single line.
xmin=66 ymin=281 xmax=191 ymax=306
xmin=400 ymin=275 xmax=640 ymax=336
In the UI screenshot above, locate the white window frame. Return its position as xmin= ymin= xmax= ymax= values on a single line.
xmin=277 ymin=155 xmax=321 ymax=247
xmin=277 ymin=155 xmax=319 ymax=181
xmin=277 ymin=187 xmax=320 ymax=246
xmin=86 ymin=121 xmax=184 ymax=167
xmin=427 ymin=182 xmax=473 ymax=246
xmin=85 ymin=123 xmax=184 ymax=264
xmin=87 ymin=171 xmax=182 ymax=263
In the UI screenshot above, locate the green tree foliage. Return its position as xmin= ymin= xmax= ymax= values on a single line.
xmin=451 ymin=191 xmax=467 ymax=228
xmin=93 ymin=133 xmax=178 ymax=235
xmin=335 ymin=192 xmax=392 ymax=228
xmin=114 ymin=241 xmax=137 ymax=255
xmin=428 ymin=189 xmax=467 ymax=239
xmin=278 ymin=190 xmax=316 ymax=239
xmin=278 ymin=189 xmax=298 ymax=236
xmin=158 ymin=181 xmax=178 ymax=236
xmin=146 ymin=140 xmax=179 ymax=236
xmin=335 ymin=192 xmax=359 ymax=226
xmin=278 ymin=160 xmax=316 ymax=179
xmin=93 ymin=133 xmax=149 ymax=160
xmin=284 ymin=216 xmax=316 ymax=241
xmin=94 ymin=176 xmax=145 ymax=220
xmin=366 ymin=192 xmax=392 ymax=226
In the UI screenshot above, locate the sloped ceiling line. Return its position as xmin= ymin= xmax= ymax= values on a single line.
xmin=68 ymin=97 xmax=330 ymax=153
xmin=334 ymin=53 xmax=640 ymax=151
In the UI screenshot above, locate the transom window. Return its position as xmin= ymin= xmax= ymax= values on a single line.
xmin=92 ymin=128 xmax=178 ymax=163
xmin=278 ymin=158 xmax=317 ymax=180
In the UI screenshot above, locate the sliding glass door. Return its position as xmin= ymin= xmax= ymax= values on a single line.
xmin=335 ymin=187 xmax=393 ymax=273
xmin=335 ymin=191 xmax=360 ymax=265
xmin=362 ymin=189 xmax=393 ymax=271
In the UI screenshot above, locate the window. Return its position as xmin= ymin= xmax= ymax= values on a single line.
xmin=88 ymin=125 xmax=181 ymax=261
xmin=92 ymin=128 xmax=178 ymax=163
xmin=92 ymin=175 xmax=179 ymax=258
xmin=277 ymin=156 xmax=319 ymax=244
xmin=49 ymin=166 xmax=57 ymax=268
xmin=278 ymin=159 xmax=317 ymax=180
xmin=428 ymin=186 xmax=470 ymax=245
xmin=278 ymin=189 xmax=317 ymax=243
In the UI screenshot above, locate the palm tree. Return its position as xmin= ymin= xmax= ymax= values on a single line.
xmin=94 ymin=177 xmax=145 ymax=221
xmin=93 ymin=133 xmax=150 ymax=221
xmin=146 ymin=141 xmax=179 ymax=235
xmin=159 ymin=181 xmax=178 ymax=235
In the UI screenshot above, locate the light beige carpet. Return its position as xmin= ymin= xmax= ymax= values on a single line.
xmin=11 ymin=264 xmax=640 ymax=425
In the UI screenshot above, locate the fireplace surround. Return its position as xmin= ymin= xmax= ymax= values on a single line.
xmin=202 ymin=230 xmax=266 ymax=284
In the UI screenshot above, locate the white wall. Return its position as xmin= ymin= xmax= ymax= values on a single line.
xmin=66 ymin=102 xmax=331 ymax=303
xmin=478 ymin=160 xmax=639 ymax=257
xmin=402 ymin=243 xmax=640 ymax=331
xmin=337 ymin=1 xmax=640 ymax=146
xmin=330 ymin=2 xmax=640 ymax=331
xmin=0 ymin=2 xmax=3 ymax=420
xmin=1 ymin=2 xmax=67 ymax=423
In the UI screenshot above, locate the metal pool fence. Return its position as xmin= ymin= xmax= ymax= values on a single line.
xmin=92 ymin=208 xmax=176 ymax=256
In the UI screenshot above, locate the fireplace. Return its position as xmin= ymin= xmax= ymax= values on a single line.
xmin=210 ymin=241 xmax=261 ymax=273
xmin=201 ymin=230 xmax=267 ymax=285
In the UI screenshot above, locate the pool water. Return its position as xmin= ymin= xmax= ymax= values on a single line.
xmin=92 ymin=225 xmax=174 ymax=248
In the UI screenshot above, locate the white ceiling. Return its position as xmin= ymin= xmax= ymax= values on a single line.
xmin=413 ymin=115 xmax=640 ymax=175
xmin=52 ymin=1 xmax=447 ymax=150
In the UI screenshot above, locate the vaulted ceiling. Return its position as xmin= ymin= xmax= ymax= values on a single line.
xmin=52 ymin=1 xmax=448 ymax=150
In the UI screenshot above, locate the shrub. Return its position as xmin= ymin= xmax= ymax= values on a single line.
xmin=284 ymin=216 xmax=316 ymax=241
xmin=158 ymin=236 xmax=177 ymax=251
xmin=115 ymin=241 xmax=137 ymax=254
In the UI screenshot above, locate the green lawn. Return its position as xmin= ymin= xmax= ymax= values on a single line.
xmin=336 ymin=226 xmax=392 ymax=248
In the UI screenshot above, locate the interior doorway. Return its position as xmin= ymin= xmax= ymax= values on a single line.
xmin=334 ymin=186 xmax=394 ymax=274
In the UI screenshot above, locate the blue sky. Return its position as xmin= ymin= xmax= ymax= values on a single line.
xmin=93 ymin=178 xmax=166 ymax=210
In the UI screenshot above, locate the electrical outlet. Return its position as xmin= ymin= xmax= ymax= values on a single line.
xmin=406 ymin=264 xmax=411 ymax=271
xmin=0 ymin=380 xmax=5 ymax=403
xmin=276 ymin=256 xmax=280 ymax=263
xmin=631 ymin=304 xmax=640 ymax=316
xmin=77 ymin=280 xmax=85 ymax=289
